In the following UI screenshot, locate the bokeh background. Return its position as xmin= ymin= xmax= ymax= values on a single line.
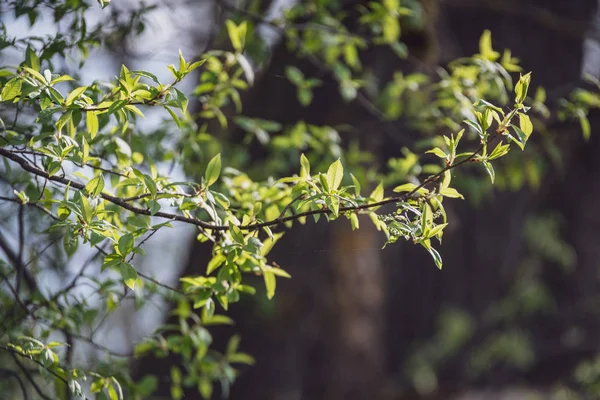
xmin=5 ymin=0 xmax=600 ymax=399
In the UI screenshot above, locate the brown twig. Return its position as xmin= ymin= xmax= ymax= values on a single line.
xmin=0 ymin=138 xmax=490 ymax=233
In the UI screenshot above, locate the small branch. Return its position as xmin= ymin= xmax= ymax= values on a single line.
xmin=120 ymin=191 xmax=197 ymax=202
xmin=0 ymin=147 xmax=220 ymax=229
xmin=32 ymin=318 xmax=133 ymax=358
xmin=0 ymin=229 xmax=38 ymax=294
xmin=0 ymin=346 xmax=79 ymax=399
xmin=0 ymin=367 xmax=28 ymax=400
xmin=11 ymin=355 xmax=52 ymax=400
xmin=276 ymin=194 xmax=305 ymax=223
xmin=16 ymin=205 xmax=25 ymax=293
xmin=0 ymin=136 xmax=491 ymax=234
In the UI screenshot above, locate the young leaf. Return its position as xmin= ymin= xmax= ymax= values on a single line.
xmin=483 ymin=160 xmax=495 ymax=183
xmin=393 ymin=183 xmax=428 ymax=195
xmin=300 ymin=153 xmax=311 ymax=178
xmin=119 ymin=262 xmax=138 ymax=290
xmin=370 ymin=181 xmax=384 ymax=202
xmin=285 ymin=66 xmax=304 ymax=85
xmin=519 ymin=113 xmax=533 ymax=136
xmin=578 ymin=110 xmax=591 ymax=141
xmin=515 ymin=72 xmax=531 ymax=104
xmin=118 ymin=233 xmax=135 ymax=256
xmin=489 ymin=142 xmax=510 ymax=160
xmin=326 ymin=196 xmax=339 ymax=217
xmin=205 ymin=154 xmax=221 ymax=187
xmin=439 ymin=187 xmax=464 ymax=199
xmin=263 ymin=270 xmax=276 ymax=299
xmin=86 ymin=111 xmax=99 ymax=138
xmin=326 ymin=159 xmax=344 ymax=191
xmin=1 ymin=78 xmax=22 ymax=101
xmin=426 ymin=147 xmax=447 ymax=159
xmin=351 ymin=173 xmax=361 ymax=196
xmin=85 ymin=174 xmax=104 ymax=197
xmin=65 ymin=86 xmax=87 ymax=105
xmin=225 ymin=20 xmax=247 ymax=52
xmin=349 ymin=212 xmax=360 ymax=230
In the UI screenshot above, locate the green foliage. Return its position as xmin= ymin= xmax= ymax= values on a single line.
xmin=0 ymin=0 xmax=589 ymax=398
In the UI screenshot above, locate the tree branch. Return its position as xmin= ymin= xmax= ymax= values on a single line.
xmin=0 ymin=345 xmax=81 ymax=399
xmin=0 ymin=138 xmax=490 ymax=233
xmin=10 ymin=354 xmax=53 ymax=400
xmin=0 ymin=367 xmax=29 ymax=400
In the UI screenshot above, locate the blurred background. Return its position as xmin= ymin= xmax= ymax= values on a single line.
xmin=5 ymin=0 xmax=600 ymax=399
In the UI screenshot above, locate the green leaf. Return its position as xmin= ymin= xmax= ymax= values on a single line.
xmin=143 ymin=174 xmax=157 ymax=197
xmin=148 ymin=199 xmax=160 ymax=215
xmin=124 ymin=105 xmax=144 ymax=117
xmin=207 ymin=254 xmax=226 ymax=275
xmin=515 ymin=72 xmax=531 ymax=104
xmin=351 ymin=173 xmax=361 ymax=196
xmin=489 ymin=142 xmax=510 ymax=160
xmin=205 ymin=298 xmax=216 ymax=319
xmin=85 ymin=174 xmax=104 ymax=197
xmin=426 ymin=147 xmax=447 ymax=159
xmin=225 ymin=20 xmax=247 ymax=52
xmin=266 ymin=265 xmax=291 ymax=278
xmin=1 ymin=78 xmax=22 ymax=101
xmin=298 ymin=88 xmax=313 ymax=106
xmin=578 ymin=110 xmax=591 ymax=141
xmin=172 ymin=87 xmax=189 ymax=113
xmin=483 ymin=160 xmax=495 ymax=183
xmin=439 ymin=187 xmax=464 ymax=199
xmin=56 ymin=110 xmax=72 ymax=133
xmin=178 ymin=49 xmax=186 ymax=73
xmin=23 ymin=67 xmax=46 ymax=84
xmin=300 ymin=153 xmax=310 ymax=178
xmin=263 ymin=269 xmax=276 ymax=299
xmin=428 ymin=223 xmax=448 ymax=240
xmin=163 ymin=106 xmax=182 ymax=128
xmin=393 ymin=183 xmax=428 ymax=195
xmin=382 ymin=14 xmax=400 ymax=43
xmin=228 ymin=352 xmax=256 ymax=365
xmin=464 ymin=119 xmax=484 ymax=136
xmin=198 ymin=378 xmax=213 ymax=399
xmin=349 ymin=213 xmax=359 ymax=230
xmin=65 ymin=86 xmax=87 ymax=105
xmin=110 ymin=378 xmax=124 ymax=400
xmin=421 ymin=203 xmax=432 ymax=236
xmin=510 ymin=124 xmax=529 ymax=149
xmin=285 ymin=66 xmax=304 ymax=85
xmin=205 ymin=153 xmax=221 ymax=187
xmin=25 ymin=45 xmax=40 ymax=71
xmin=118 ymin=233 xmax=135 ymax=256
xmin=422 ymin=241 xmax=443 ymax=269
xmin=519 ymin=113 xmax=533 ymax=136
xmin=479 ymin=29 xmax=499 ymax=61
xmin=326 ymin=196 xmax=339 ymax=217
xmin=326 ymin=159 xmax=344 ymax=191
xmin=86 ymin=111 xmax=99 ymax=138
xmin=187 ymin=59 xmax=206 ymax=73
xmin=119 ymin=262 xmax=138 ymax=290
xmin=130 ymin=70 xmax=160 ymax=83
xmin=370 ymin=181 xmax=384 ymax=202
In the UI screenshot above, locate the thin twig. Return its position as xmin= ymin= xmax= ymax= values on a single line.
xmin=0 ymin=346 xmax=84 ymax=399
xmin=0 ymin=367 xmax=28 ymax=400
xmin=11 ymin=355 xmax=52 ymax=400
xmin=16 ymin=205 xmax=25 ymax=293
xmin=0 ymin=138 xmax=490 ymax=233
